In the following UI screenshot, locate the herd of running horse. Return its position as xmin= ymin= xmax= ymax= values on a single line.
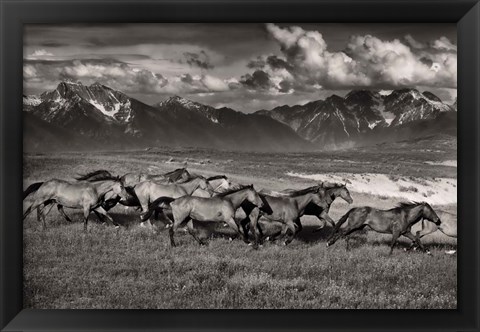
xmin=23 ymin=167 xmax=451 ymax=254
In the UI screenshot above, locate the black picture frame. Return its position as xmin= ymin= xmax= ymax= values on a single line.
xmin=1 ymin=0 xmax=479 ymax=331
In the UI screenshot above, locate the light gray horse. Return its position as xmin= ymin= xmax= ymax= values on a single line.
xmin=23 ymin=175 xmax=128 ymax=231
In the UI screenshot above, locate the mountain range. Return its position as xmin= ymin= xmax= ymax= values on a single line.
xmin=23 ymin=81 xmax=457 ymax=152
xmin=257 ymin=89 xmax=456 ymax=148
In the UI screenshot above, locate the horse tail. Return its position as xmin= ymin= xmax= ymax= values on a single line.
xmin=23 ymin=182 xmax=43 ymax=200
xmin=141 ymin=196 xmax=176 ymax=221
xmin=332 ymin=208 xmax=354 ymax=234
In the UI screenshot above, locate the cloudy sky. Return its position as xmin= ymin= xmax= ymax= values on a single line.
xmin=23 ymin=23 xmax=457 ymax=112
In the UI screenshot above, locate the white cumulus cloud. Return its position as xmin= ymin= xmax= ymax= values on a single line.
xmin=252 ymin=24 xmax=457 ymax=92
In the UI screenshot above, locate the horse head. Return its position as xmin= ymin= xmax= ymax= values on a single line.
xmin=111 ymin=176 xmax=129 ymax=200
xmin=179 ymin=168 xmax=191 ymax=182
xmin=207 ymin=175 xmax=230 ymax=192
xmin=247 ymin=185 xmax=264 ymax=208
xmin=422 ymin=202 xmax=441 ymax=225
xmin=198 ymin=176 xmax=215 ymax=194
xmin=310 ymin=187 xmax=325 ymax=205
xmin=337 ymin=185 xmax=353 ymax=204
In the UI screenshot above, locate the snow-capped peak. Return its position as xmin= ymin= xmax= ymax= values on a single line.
xmin=23 ymin=94 xmax=42 ymax=107
xmin=153 ymin=95 xmax=223 ymax=125
xmin=32 ymin=80 xmax=134 ymax=123
xmin=156 ymin=95 xmax=204 ymax=111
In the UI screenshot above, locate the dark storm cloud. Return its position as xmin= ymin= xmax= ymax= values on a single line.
xmin=240 ymin=70 xmax=273 ymax=90
xmin=24 ymin=23 xmax=274 ymax=65
xmin=39 ymin=41 xmax=69 ymax=48
xmin=182 ymin=51 xmax=214 ymax=70
xmin=265 ymin=55 xmax=292 ymax=71
xmin=419 ymin=57 xmax=434 ymax=67
xmin=247 ymin=55 xmax=292 ymax=71
xmin=278 ymin=80 xmax=294 ymax=93
xmin=180 ymin=73 xmax=194 ymax=84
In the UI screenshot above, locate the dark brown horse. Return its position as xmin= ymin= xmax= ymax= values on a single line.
xmin=274 ymin=183 xmax=353 ymax=232
xmin=327 ymin=202 xmax=441 ymax=254
xmin=248 ymin=187 xmax=325 ymax=245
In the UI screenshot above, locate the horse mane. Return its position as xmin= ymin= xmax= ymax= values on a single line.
xmin=82 ymin=173 xmax=120 ymax=182
xmin=206 ymin=175 xmax=227 ymax=181
xmin=393 ymin=201 xmax=424 ymax=210
xmin=322 ymin=182 xmax=345 ymax=189
xmin=216 ymin=184 xmax=253 ymax=197
xmin=75 ymin=170 xmax=113 ymax=181
xmin=281 ymin=185 xmax=320 ymax=197
xmin=176 ymin=174 xmax=207 ymax=184
xmin=164 ymin=168 xmax=190 ymax=181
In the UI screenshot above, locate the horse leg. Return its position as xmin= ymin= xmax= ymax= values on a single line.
xmin=38 ymin=205 xmax=48 ymax=230
xmin=224 ymin=217 xmax=243 ymax=241
xmin=410 ymin=230 xmax=428 ymax=251
xmin=57 ymin=205 xmax=73 ymax=223
xmin=389 ymin=225 xmax=402 ymax=255
xmin=313 ymin=211 xmax=336 ymax=233
xmin=94 ymin=206 xmax=119 ymax=228
xmin=256 ymin=221 xmax=265 ymax=240
xmin=322 ymin=211 xmax=335 ymax=229
xmin=93 ymin=210 xmax=106 ymax=223
xmin=239 ymin=218 xmax=251 ymax=242
xmin=169 ymin=209 xmax=188 ymax=247
xmin=236 ymin=218 xmax=249 ymax=244
xmin=34 ymin=202 xmax=51 ymax=229
xmin=154 ymin=209 xmax=160 ymax=220
xmin=403 ymin=231 xmax=428 ymax=254
xmin=83 ymin=205 xmax=91 ymax=232
xmin=271 ymin=220 xmax=291 ymax=244
xmin=284 ymin=220 xmax=296 ymax=245
xmin=186 ymin=219 xmax=204 ymax=245
xmin=43 ymin=203 xmax=58 ymax=228
xmin=270 ymin=223 xmax=286 ymax=242
xmin=293 ymin=218 xmax=303 ymax=234
xmin=36 ymin=203 xmax=49 ymax=230
xmin=312 ymin=215 xmax=327 ymax=232
xmin=157 ymin=209 xmax=174 ymax=229
xmin=248 ymin=207 xmax=262 ymax=248
xmin=327 ymin=227 xmax=344 ymax=247
xmin=168 ymin=226 xmax=176 ymax=247
xmin=23 ymin=198 xmax=47 ymax=220
xmin=36 ymin=204 xmax=44 ymax=223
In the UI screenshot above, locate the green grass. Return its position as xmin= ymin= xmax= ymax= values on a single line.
xmin=23 ymin=149 xmax=457 ymax=309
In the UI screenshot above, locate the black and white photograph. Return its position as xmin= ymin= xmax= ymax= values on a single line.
xmin=22 ymin=23 xmax=457 ymax=309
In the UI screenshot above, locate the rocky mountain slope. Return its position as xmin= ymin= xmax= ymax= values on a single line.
xmin=257 ymin=89 xmax=456 ymax=148
xmin=23 ymin=81 xmax=309 ymax=151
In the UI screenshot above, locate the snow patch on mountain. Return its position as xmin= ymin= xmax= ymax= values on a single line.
xmin=375 ymin=104 xmax=395 ymax=126
xmin=23 ymin=95 xmax=42 ymax=107
xmin=88 ymin=99 xmax=121 ymax=118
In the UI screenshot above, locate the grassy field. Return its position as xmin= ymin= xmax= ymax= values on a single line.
xmin=23 ymin=141 xmax=457 ymax=309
